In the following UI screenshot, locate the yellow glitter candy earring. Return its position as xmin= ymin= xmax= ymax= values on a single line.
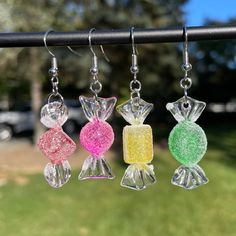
xmin=116 ymin=27 xmax=157 ymax=191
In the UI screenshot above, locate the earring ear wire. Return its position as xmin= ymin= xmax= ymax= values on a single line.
xmin=67 ymin=28 xmax=110 ymax=62
xmin=182 ymin=26 xmax=192 ymax=72
xmin=43 ymin=30 xmax=59 ymax=79
xmin=88 ymin=28 xmax=110 ymax=62
xmin=43 ymin=30 xmax=56 ymax=58
xmin=180 ymin=26 xmax=193 ymax=103
xmin=67 ymin=46 xmax=81 ymax=57
xmin=130 ymin=27 xmax=138 ymax=55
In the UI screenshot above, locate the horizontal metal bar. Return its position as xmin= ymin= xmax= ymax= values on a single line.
xmin=0 ymin=25 xmax=236 ymax=48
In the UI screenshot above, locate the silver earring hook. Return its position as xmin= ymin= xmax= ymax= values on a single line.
xmin=67 ymin=46 xmax=81 ymax=57
xmin=43 ymin=30 xmax=56 ymax=57
xmin=129 ymin=27 xmax=141 ymax=99
xmin=67 ymin=35 xmax=107 ymax=59
xmin=88 ymin=28 xmax=110 ymax=62
xmin=182 ymin=26 xmax=192 ymax=71
xmin=130 ymin=27 xmax=138 ymax=55
xmin=183 ymin=26 xmax=188 ymax=52
xmin=130 ymin=27 xmax=139 ymax=75
xmin=99 ymin=45 xmax=110 ymax=62
xmin=43 ymin=30 xmax=64 ymax=105
xmin=180 ymin=26 xmax=192 ymax=104
xmin=88 ymin=28 xmax=96 ymax=57
xmin=43 ymin=30 xmax=58 ymax=75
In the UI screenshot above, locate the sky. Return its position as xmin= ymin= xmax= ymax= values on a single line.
xmin=184 ymin=0 xmax=236 ymax=25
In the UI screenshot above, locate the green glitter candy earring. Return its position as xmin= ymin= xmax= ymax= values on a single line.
xmin=166 ymin=27 xmax=208 ymax=190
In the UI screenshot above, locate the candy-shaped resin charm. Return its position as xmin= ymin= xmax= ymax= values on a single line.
xmin=117 ymin=97 xmax=156 ymax=190
xmin=38 ymin=101 xmax=76 ymax=188
xmin=38 ymin=32 xmax=76 ymax=188
xmin=38 ymin=125 xmax=76 ymax=164
xmin=78 ymin=96 xmax=117 ymax=180
xmin=166 ymin=96 xmax=208 ymax=189
xmin=123 ymin=124 xmax=153 ymax=164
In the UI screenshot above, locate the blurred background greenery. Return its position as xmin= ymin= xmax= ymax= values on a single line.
xmin=0 ymin=1 xmax=235 ymax=236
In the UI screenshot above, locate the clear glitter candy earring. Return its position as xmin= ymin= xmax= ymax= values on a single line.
xmin=37 ymin=30 xmax=76 ymax=188
xmin=166 ymin=27 xmax=208 ymax=190
xmin=78 ymin=28 xmax=117 ymax=180
xmin=116 ymin=27 xmax=156 ymax=191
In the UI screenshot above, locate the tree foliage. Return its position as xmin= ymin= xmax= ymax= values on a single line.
xmin=0 ymin=0 xmax=189 ymax=141
xmin=194 ymin=19 xmax=236 ymax=103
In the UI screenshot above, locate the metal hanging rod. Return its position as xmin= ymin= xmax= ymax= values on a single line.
xmin=1 ymin=25 xmax=236 ymax=48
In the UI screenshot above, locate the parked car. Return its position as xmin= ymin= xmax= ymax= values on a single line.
xmin=0 ymin=99 xmax=87 ymax=140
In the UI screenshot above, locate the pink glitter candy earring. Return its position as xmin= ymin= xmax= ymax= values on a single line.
xmin=37 ymin=30 xmax=76 ymax=188
xmin=78 ymin=28 xmax=117 ymax=180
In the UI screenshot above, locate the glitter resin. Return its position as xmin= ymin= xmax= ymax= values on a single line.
xmin=37 ymin=101 xmax=76 ymax=188
xmin=169 ymin=121 xmax=207 ymax=165
xmin=117 ymin=97 xmax=156 ymax=191
xmin=166 ymin=96 xmax=209 ymax=189
xmin=38 ymin=126 xmax=76 ymax=164
xmin=123 ymin=125 xmax=153 ymax=164
xmin=80 ymin=119 xmax=114 ymax=158
xmin=78 ymin=96 xmax=116 ymax=180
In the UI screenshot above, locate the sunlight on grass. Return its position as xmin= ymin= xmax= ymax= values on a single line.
xmin=0 ymin=153 xmax=235 ymax=235
xmin=0 ymin=125 xmax=235 ymax=236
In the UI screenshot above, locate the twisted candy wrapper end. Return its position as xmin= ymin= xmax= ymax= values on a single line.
xmin=79 ymin=96 xmax=117 ymax=121
xmin=44 ymin=160 xmax=71 ymax=188
xmin=79 ymin=155 xmax=115 ymax=180
xmin=121 ymin=163 xmax=156 ymax=191
xmin=171 ymin=164 xmax=208 ymax=190
xmin=117 ymin=97 xmax=153 ymax=125
xmin=166 ymin=96 xmax=206 ymax=123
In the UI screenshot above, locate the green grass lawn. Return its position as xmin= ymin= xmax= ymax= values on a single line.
xmin=0 ymin=125 xmax=236 ymax=236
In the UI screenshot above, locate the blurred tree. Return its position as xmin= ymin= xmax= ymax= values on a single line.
xmin=0 ymin=0 xmax=82 ymax=143
xmin=0 ymin=0 xmax=188 ymax=143
xmin=63 ymin=0 xmax=188 ymax=141
xmin=194 ymin=19 xmax=236 ymax=103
